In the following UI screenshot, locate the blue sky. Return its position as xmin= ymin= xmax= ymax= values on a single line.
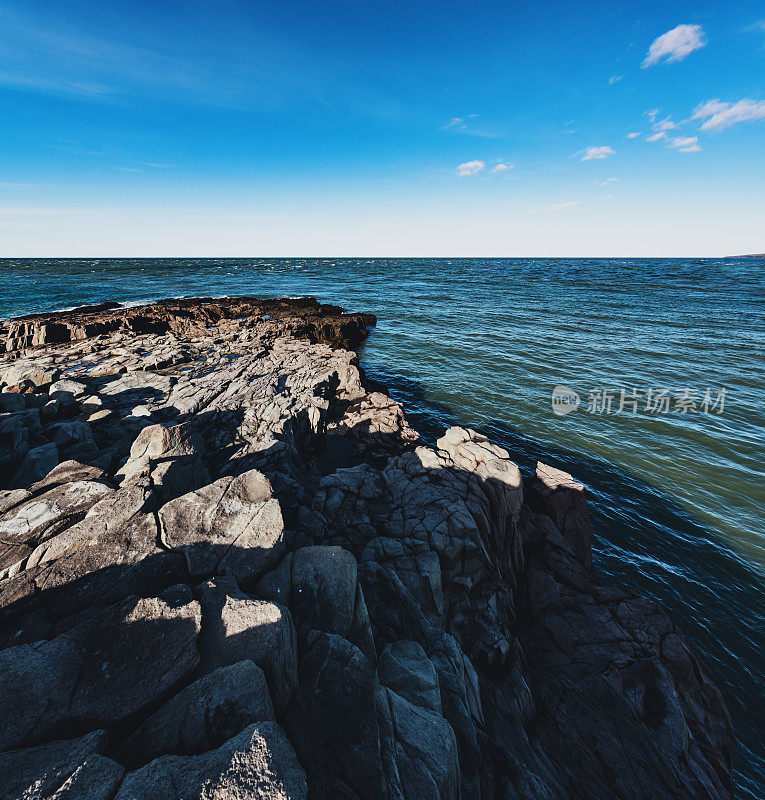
xmin=1 ymin=0 xmax=764 ymax=256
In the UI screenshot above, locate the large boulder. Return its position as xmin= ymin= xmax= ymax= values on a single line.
xmin=0 ymin=730 xmax=124 ymax=800
xmin=197 ymin=577 xmax=297 ymax=712
xmin=160 ymin=469 xmax=284 ymax=584
xmin=286 ymin=630 xmax=387 ymax=800
xmin=46 ymin=420 xmax=94 ymax=449
xmin=119 ymin=660 xmax=275 ymax=767
xmin=116 ymin=423 xmax=209 ymax=503
xmin=382 ymin=687 xmax=461 ymax=800
xmin=9 ymin=442 xmax=59 ymax=489
xmin=128 ymin=422 xmax=201 ymax=460
xmin=256 ymin=545 xmax=376 ymax=659
xmin=0 ymin=590 xmax=201 ymax=750
xmin=114 ymin=722 xmax=307 ymax=800
xmin=378 ymin=640 xmax=442 ymax=715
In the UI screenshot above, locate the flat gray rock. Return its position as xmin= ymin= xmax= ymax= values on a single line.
xmin=160 ymin=470 xmax=284 ymax=584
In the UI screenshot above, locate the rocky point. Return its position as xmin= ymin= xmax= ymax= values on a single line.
xmin=0 ymin=297 xmax=732 ymax=799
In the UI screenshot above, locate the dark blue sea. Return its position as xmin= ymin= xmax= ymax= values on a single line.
xmin=2 ymin=257 xmax=763 ymax=797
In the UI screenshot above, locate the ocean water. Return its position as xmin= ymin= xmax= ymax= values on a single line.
xmin=1 ymin=257 xmax=763 ymax=797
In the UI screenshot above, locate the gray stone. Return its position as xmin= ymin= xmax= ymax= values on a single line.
xmin=383 ymin=687 xmax=460 ymax=800
xmin=129 ymin=423 xmax=202 ymax=460
xmin=114 ymin=722 xmax=307 ymax=800
xmin=379 ymin=640 xmax=442 ymax=715
xmin=0 ymin=730 xmax=124 ymax=800
xmin=0 ymin=592 xmax=201 ymax=750
xmin=49 ymin=379 xmax=88 ymax=397
xmin=160 ymin=470 xmax=283 ymax=583
xmin=1 ymin=363 xmax=60 ymax=388
xmin=120 ymin=660 xmax=275 ymax=767
xmin=30 ymin=459 xmax=107 ymax=491
xmin=41 ymin=398 xmax=60 ymax=420
xmin=0 ymin=479 xmax=113 ymax=577
xmin=0 ymin=391 xmax=25 ymax=412
xmin=0 ymin=414 xmax=29 ymax=476
xmin=46 ymin=420 xmax=94 ymax=448
xmin=526 ymin=461 xmax=593 ymax=570
xmin=286 ymin=630 xmax=386 ymax=800
xmin=10 ymin=442 xmax=59 ymax=489
xmin=197 ymin=577 xmax=297 ymax=712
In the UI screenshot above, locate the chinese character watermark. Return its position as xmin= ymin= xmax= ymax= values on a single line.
xmin=550 ymin=385 xmax=727 ymax=416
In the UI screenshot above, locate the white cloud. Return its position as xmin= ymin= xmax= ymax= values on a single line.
xmin=456 ymin=160 xmax=485 ymax=177
xmin=604 ymin=193 xmax=615 ymax=200
xmin=654 ymin=116 xmax=677 ymax=132
xmin=626 ymin=132 xmax=641 ymax=139
xmin=692 ymin=98 xmax=765 ymax=131
xmin=609 ymin=75 xmax=623 ymax=84
xmin=643 ymin=113 xmax=679 ymax=143
xmin=524 ymin=201 xmax=580 ymax=215
xmin=443 ymin=117 xmax=467 ymax=131
xmin=600 ymin=178 xmax=618 ymax=186
xmin=667 ymin=136 xmax=701 ymax=152
xmin=642 ymin=24 xmax=706 ymax=67
xmin=580 ymin=145 xmax=615 ymax=161
xmin=492 ymin=162 xmax=512 ymax=172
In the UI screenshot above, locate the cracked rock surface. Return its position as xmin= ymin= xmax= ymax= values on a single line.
xmin=0 ymin=297 xmax=731 ymax=799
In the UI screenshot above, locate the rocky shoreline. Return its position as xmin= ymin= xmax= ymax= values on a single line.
xmin=0 ymin=297 xmax=732 ymax=799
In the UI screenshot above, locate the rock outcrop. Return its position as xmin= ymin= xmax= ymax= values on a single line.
xmin=0 ymin=297 xmax=732 ymax=799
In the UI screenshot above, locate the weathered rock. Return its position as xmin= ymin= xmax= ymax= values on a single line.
xmin=197 ymin=577 xmax=297 ymax=711
xmin=0 ymin=730 xmax=124 ymax=800
xmin=2 ymin=296 xmax=375 ymax=355
xmin=382 ymin=687 xmax=461 ymax=800
xmin=46 ymin=420 xmax=94 ymax=448
xmin=0 ymin=392 xmax=25 ymax=412
xmin=0 ymin=591 xmax=201 ymax=750
xmin=0 ymin=489 xmax=188 ymax=645
xmin=9 ymin=442 xmax=59 ymax=489
xmin=0 ymin=362 xmax=60 ymax=388
xmin=0 ymin=414 xmax=29 ymax=478
xmin=160 ymin=470 xmax=283 ymax=583
xmin=0 ymin=479 xmax=113 ymax=578
xmin=129 ymin=422 xmax=203 ymax=461
xmin=31 ymin=459 xmax=107 ymax=491
xmin=119 ymin=660 xmax=275 ymax=767
xmin=49 ymin=378 xmax=88 ymax=398
xmin=378 ymin=640 xmax=442 ymax=714
xmin=114 ymin=722 xmax=307 ymax=800
xmin=525 ymin=461 xmax=593 ymax=570
xmin=286 ymin=630 xmax=387 ymax=800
